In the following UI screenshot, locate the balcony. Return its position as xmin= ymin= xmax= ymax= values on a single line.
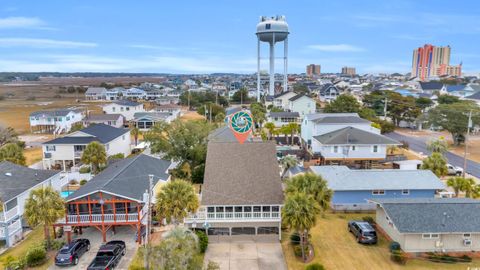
xmin=58 ymin=213 xmax=141 ymax=225
xmin=74 ymin=151 xmax=83 ymax=158
xmin=0 ymin=219 xmax=22 ymax=238
xmin=0 ymin=206 xmax=19 ymax=222
xmin=185 ymin=206 xmax=281 ymax=223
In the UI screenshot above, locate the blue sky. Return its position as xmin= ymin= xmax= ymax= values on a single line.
xmin=0 ymin=0 xmax=479 ymax=74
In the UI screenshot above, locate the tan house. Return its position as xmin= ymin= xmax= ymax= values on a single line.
xmin=372 ymin=198 xmax=480 ymax=253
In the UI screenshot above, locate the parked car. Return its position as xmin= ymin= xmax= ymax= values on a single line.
xmin=87 ymin=241 xmax=126 ymax=270
xmin=447 ymin=164 xmax=463 ymax=176
xmin=55 ymin=238 xmax=91 ymax=266
xmin=348 ymin=221 xmax=377 ymax=244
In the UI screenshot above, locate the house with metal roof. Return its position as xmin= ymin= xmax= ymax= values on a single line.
xmin=185 ymin=142 xmax=284 ymax=240
xmin=54 ymin=154 xmax=173 ymax=244
xmin=301 ymin=113 xmax=399 ymax=167
xmin=371 ymin=198 xmax=480 ymax=253
xmin=29 ymin=108 xmax=84 ymax=134
xmin=102 ymin=100 xmax=145 ymax=121
xmin=0 ymin=161 xmax=64 ymax=247
xmin=310 ymin=166 xmax=445 ymax=211
xmin=132 ymin=112 xmax=177 ymax=131
xmin=42 ymin=124 xmax=131 ymax=171
xmin=83 ymin=114 xmax=124 ymax=128
xmin=85 ymin=87 xmax=107 ymax=100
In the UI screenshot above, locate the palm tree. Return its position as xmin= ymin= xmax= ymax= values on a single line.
xmin=264 ymin=122 xmax=276 ymax=140
xmin=156 ymin=180 xmax=199 ymax=224
xmin=281 ymin=155 xmax=298 ymax=178
xmin=285 ymin=172 xmax=333 ymax=211
xmin=427 ymin=138 xmax=448 ymax=154
xmin=285 ymin=123 xmax=299 ymax=146
xmin=24 ymin=186 xmax=65 ymax=250
xmin=214 ymin=112 xmax=226 ymax=123
xmin=421 ymin=152 xmax=448 ymax=177
xmin=282 ymin=192 xmax=320 ymax=262
xmin=387 ymin=145 xmax=398 ymax=155
xmin=0 ymin=143 xmax=26 ymax=165
xmin=280 ymin=125 xmax=290 ymax=145
xmin=447 ymin=177 xmax=480 ymax=198
xmin=81 ymin=141 xmax=107 ymax=173
xmin=131 ymin=126 xmax=141 ymax=146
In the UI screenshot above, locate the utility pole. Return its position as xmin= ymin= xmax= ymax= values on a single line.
xmin=187 ymin=89 xmax=190 ymax=110
xmin=144 ymin=174 xmax=153 ymax=270
xmin=383 ymin=97 xmax=388 ymax=120
xmin=463 ymin=110 xmax=472 ymax=178
xmin=209 ymin=104 xmax=212 ymax=123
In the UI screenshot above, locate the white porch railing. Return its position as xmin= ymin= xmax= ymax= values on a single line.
xmin=58 ymin=213 xmax=140 ymax=224
xmin=186 ymin=211 xmax=280 ymax=222
xmin=0 ymin=219 xmax=22 ymax=238
xmin=0 ymin=206 xmax=19 ymax=222
xmin=0 ymin=227 xmax=5 ymax=238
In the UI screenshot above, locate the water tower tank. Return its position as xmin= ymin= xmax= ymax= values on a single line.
xmin=256 ymin=16 xmax=289 ymax=43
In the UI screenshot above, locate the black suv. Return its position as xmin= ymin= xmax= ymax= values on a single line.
xmin=55 ymin=238 xmax=91 ymax=266
xmin=348 ymin=221 xmax=377 ymax=244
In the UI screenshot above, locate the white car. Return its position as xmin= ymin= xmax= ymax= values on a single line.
xmin=447 ymin=164 xmax=463 ymax=176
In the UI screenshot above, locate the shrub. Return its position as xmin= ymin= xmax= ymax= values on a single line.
xmin=52 ymin=239 xmax=66 ymax=250
xmin=4 ymin=256 xmax=26 ymax=270
xmin=109 ymin=153 xmax=125 ymax=160
xmin=305 ymin=263 xmax=325 ymax=270
xmin=389 ymin=241 xmax=401 ymax=253
xmin=79 ymin=166 xmax=91 ymax=174
xmin=427 ymin=253 xmax=472 ymax=263
xmin=390 ymin=250 xmax=407 ymax=265
xmin=196 ymin=230 xmax=208 ymax=253
xmin=400 ymin=140 xmax=409 ymax=149
xmin=26 ymin=96 xmax=36 ymax=101
xmin=290 ymin=233 xmax=301 ymax=246
xmin=25 ymin=246 xmax=47 ymax=267
xmin=69 ymin=179 xmax=79 ymax=185
xmin=293 ymin=245 xmax=309 ymax=258
xmin=80 ymin=179 xmax=88 ymax=185
xmin=362 ymin=216 xmax=375 ymax=224
xmin=206 ymin=261 xmax=221 ymax=270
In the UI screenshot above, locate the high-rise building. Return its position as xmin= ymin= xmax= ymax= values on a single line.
xmin=411 ymin=44 xmax=462 ymax=80
xmin=306 ymin=64 xmax=321 ymax=77
xmin=341 ymin=66 xmax=356 ymax=76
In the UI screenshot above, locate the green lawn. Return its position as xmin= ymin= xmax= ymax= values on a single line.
xmin=282 ymin=212 xmax=480 ymax=270
xmin=0 ymin=227 xmax=53 ymax=270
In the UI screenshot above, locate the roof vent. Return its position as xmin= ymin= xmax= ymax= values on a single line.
xmin=5 ymin=172 xmax=12 ymax=176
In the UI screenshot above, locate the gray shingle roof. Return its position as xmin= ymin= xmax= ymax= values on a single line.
xmin=371 ymin=198 xmax=480 ymax=233
xmin=207 ymin=126 xmax=252 ymax=143
xmin=84 ymin=114 xmax=123 ymax=121
xmin=113 ymin=100 xmax=141 ymax=106
xmin=30 ymin=109 xmax=80 ymax=117
xmin=310 ymin=166 xmax=445 ymax=191
xmin=202 ymin=142 xmax=284 ymax=205
xmin=307 ymin=113 xmax=370 ymax=124
xmin=313 ymin=127 xmax=400 ymax=145
xmin=133 ymin=112 xmax=171 ymax=121
xmin=66 ymin=154 xmax=171 ymax=202
xmin=44 ymin=124 xmax=129 ymax=145
xmin=419 ymin=82 xmax=443 ymax=91
xmin=268 ymin=112 xmax=300 ymax=118
xmin=466 ymin=91 xmax=480 ymax=100
xmin=0 ymin=161 xmax=59 ymax=202
xmin=288 ymin=94 xmax=305 ymax=101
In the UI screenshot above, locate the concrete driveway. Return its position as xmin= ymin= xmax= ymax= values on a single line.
xmin=204 ymin=239 xmax=287 ymax=270
xmin=49 ymin=226 xmax=138 ymax=270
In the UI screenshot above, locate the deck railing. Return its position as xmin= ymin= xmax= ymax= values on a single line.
xmin=59 ymin=213 xmax=140 ymax=224
xmin=186 ymin=211 xmax=280 ymax=222
xmin=0 ymin=206 xmax=19 ymax=222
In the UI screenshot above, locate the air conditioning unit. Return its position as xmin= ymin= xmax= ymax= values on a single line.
xmin=464 ymin=239 xmax=472 ymax=246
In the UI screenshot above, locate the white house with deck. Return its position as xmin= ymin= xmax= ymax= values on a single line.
xmin=29 ymin=109 xmax=84 ymax=134
xmin=1 ymin=162 xmax=65 ymax=247
xmin=42 ymin=124 xmax=131 ymax=171
xmin=102 ymin=100 xmax=145 ymax=121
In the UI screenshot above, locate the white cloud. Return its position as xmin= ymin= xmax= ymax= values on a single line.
xmin=307 ymin=44 xmax=365 ymax=52
xmin=0 ymin=17 xmax=49 ymax=29
xmin=0 ymin=38 xmax=97 ymax=48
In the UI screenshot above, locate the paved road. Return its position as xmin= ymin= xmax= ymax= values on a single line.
xmin=386 ymin=132 xmax=480 ymax=178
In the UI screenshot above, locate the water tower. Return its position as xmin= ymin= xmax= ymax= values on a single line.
xmin=256 ymin=15 xmax=289 ymax=101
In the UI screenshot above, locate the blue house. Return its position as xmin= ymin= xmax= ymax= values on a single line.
xmin=309 ymin=166 xmax=445 ymax=211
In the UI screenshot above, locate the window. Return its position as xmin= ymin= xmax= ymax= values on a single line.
xmin=372 ymin=190 xmax=385 ymax=195
xmin=207 ymin=207 xmax=215 ymax=213
xmin=333 ymin=146 xmax=339 ymax=153
xmin=244 ymin=206 xmax=252 ymax=212
xmin=422 ymin=234 xmax=440 ymax=239
xmin=105 ymin=144 xmax=109 ymax=151
xmin=46 ymin=145 xmax=56 ymax=151
xmin=265 ymin=23 xmax=271 ymax=30
xmin=373 ymin=145 xmax=378 ymax=153
xmin=253 ymin=206 xmax=261 ymax=212
xmin=234 ymin=206 xmax=243 ymax=212
xmin=262 ymin=206 xmax=270 ymax=212
xmin=112 ymin=107 xmax=116 ymax=112
xmin=351 ymin=146 xmax=356 ymax=151
xmin=126 ymin=107 xmax=130 ymax=111
xmin=215 ymin=207 xmax=224 ymax=213
xmin=463 ymin=233 xmax=471 ymax=239
xmin=121 ymin=107 xmax=124 ymax=112
xmin=66 ymin=116 xmax=70 ymax=121
xmin=402 ymin=189 xmax=410 ymax=195
xmin=272 ymin=206 xmax=279 ymax=212
xmin=122 ymin=135 xmax=125 ymax=140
